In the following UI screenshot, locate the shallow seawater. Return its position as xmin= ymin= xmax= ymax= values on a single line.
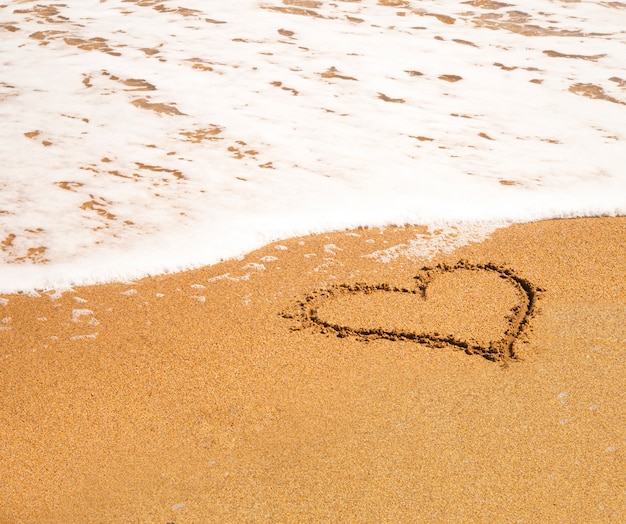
xmin=1 ymin=0 xmax=625 ymax=292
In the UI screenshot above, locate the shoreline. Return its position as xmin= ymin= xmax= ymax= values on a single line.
xmin=1 ymin=216 xmax=625 ymax=522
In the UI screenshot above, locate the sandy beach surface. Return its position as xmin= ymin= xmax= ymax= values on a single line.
xmin=1 ymin=217 xmax=625 ymax=523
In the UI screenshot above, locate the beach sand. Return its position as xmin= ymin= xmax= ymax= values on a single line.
xmin=1 ymin=217 xmax=625 ymax=522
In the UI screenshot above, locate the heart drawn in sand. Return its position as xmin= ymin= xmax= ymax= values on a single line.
xmin=284 ymin=261 xmax=542 ymax=363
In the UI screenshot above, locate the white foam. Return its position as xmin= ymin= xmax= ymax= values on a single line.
xmin=364 ymin=224 xmax=501 ymax=263
xmin=1 ymin=1 xmax=625 ymax=292
xmin=71 ymin=309 xmax=94 ymax=322
xmin=70 ymin=333 xmax=98 ymax=341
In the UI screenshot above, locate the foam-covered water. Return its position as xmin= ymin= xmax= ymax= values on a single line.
xmin=2 ymin=0 xmax=625 ymax=292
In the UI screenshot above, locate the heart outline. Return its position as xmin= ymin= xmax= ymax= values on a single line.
xmin=284 ymin=261 xmax=542 ymax=363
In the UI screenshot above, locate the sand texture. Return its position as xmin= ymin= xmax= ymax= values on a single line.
xmin=1 ymin=217 xmax=625 ymax=522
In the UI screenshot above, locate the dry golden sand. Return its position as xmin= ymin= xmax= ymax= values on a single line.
xmin=1 ymin=217 xmax=625 ymax=523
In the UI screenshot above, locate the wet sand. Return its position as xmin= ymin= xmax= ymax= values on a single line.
xmin=1 ymin=217 xmax=625 ymax=522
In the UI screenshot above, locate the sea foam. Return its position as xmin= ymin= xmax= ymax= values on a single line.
xmin=1 ymin=0 xmax=625 ymax=292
